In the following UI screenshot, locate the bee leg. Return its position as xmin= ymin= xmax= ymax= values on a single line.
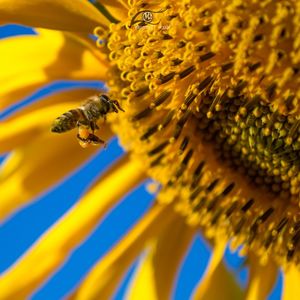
xmin=77 ymin=133 xmax=89 ymax=148
xmin=112 ymin=100 xmax=125 ymax=112
xmin=77 ymin=133 xmax=88 ymax=144
xmin=77 ymin=120 xmax=99 ymax=133
xmin=77 ymin=133 xmax=106 ymax=147
xmin=88 ymin=133 xmax=106 ymax=145
xmin=89 ymin=121 xmax=99 ymax=132
xmin=77 ymin=120 xmax=89 ymax=128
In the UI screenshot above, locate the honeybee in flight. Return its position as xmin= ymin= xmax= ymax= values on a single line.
xmin=51 ymin=94 xmax=124 ymax=148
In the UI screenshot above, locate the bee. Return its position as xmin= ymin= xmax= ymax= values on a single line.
xmin=51 ymin=94 xmax=124 ymax=147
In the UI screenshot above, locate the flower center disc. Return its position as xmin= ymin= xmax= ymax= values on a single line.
xmin=98 ymin=0 xmax=300 ymax=266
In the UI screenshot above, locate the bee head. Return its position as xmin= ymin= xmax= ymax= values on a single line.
xmin=100 ymin=94 xmax=110 ymax=101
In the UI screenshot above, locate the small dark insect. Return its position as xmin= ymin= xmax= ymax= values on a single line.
xmin=129 ymin=7 xmax=169 ymax=28
xmin=51 ymin=94 xmax=124 ymax=147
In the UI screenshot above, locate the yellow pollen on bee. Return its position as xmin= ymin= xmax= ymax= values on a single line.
xmin=78 ymin=127 xmax=91 ymax=148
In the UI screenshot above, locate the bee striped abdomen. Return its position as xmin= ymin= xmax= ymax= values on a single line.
xmin=51 ymin=109 xmax=83 ymax=133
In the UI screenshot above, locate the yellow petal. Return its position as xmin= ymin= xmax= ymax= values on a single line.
xmin=192 ymin=238 xmax=243 ymax=300
xmin=0 ymin=29 xmax=109 ymax=110
xmin=193 ymin=261 xmax=243 ymax=300
xmin=126 ymin=217 xmax=195 ymax=300
xmin=282 ymin=265 xmax=300 ymax=300
xmin=0 ymin=126 xmax=112 ymax=220
xmin=0 ymin=88 xmax=100 ymax=153
xmin=0 ymin=155 xmax=145 ymax=299
xmin=0 ymin=0 xmax=109 ymax=32
xmin=96 ymin=0 xmax=128 ymax=21
xmin=245 ymin=254 xmax=278 ymax=300
xmin=69 ymin=203 xmax=177 ymax=300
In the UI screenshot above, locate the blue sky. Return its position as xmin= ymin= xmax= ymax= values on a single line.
xmin=0 ymin=24 xmax=282 ymax=299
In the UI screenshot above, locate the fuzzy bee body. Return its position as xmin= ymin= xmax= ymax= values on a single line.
xmin=51 ymin=94 xmax=124 ymax=147
xmin=51 ymin=109 xmax=83 ymax=133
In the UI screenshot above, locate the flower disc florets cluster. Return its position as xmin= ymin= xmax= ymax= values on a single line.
xmin=96 ymin=0 xmax=300 ymax=267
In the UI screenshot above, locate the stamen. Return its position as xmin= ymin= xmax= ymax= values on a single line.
xmin=220 ymin=182 xmax=235 ymax=197
xmin=159 ymin=72 xmax=176 ymax=84
xmin=162 ymin=34 xmax=173 ymax=40
xmin=193 ymin=197 xmax=206 ymax=211
xmin=177 ymin=40 xmax=186 ymax=48
xmin=258 ymin=207 xmax=275 ymax=223
xmin=174 ymin=149 xmax=193 ymax=179
xmin=135 ymin=86 xmax=150 ymax=97
xmin=171 ymin=58 xmax=183 ymax=66
xmin=148 ymin=141 xmax=169 ymax=156
xmin=234 ymin=218 xmax=246 ymax=234
xmin=225 ymin=202 xmax=238 ymax=217
xmin=197 ymin=75 xmax=214 ymax=91
xmin=199 ymin=24 xmax=212 ymax=32
xmin=150 ymin=154 xmax=165 ymax=167
xmin=199 ymin=51 xmax=216 ymax=62
xmin=191 ymin=161 xmax=205 ymax=190
xmin=151 ymin=90 xmax=172 ymax=107
xmin=190 ymin=187 xmax=203 ymax=202
xmin=181 ymin=93 xmax=197 ymax=111
xmin=140 ymin=124 xmax=159 ymax=141
xmin=173 ymin=112 xmax=190 ymax=140
xmin=206 ymin=179 xmax=219 ymax=192
xmin=221 ymin=62 xmax=234 ymax=72
xmin=248 ymin=62 xmax=261 ymax=72
xmin=211 ymin=209 xmax=223 ymax=225
xmin=132 ymin=107 xmax=153 ymax=121
xmin=179 ymin=136 xmax=189 ymax=154
xmin=179 ymin=66 xmax=196 ymax=79
xmin=241 ymin=198 xmax=255 ymax=212
xmin=266 ymin=82 xmax=277 ymax=99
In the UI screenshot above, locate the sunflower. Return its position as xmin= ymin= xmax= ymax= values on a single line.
xmin=1 ymin=0 xmax=300 ymax=299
